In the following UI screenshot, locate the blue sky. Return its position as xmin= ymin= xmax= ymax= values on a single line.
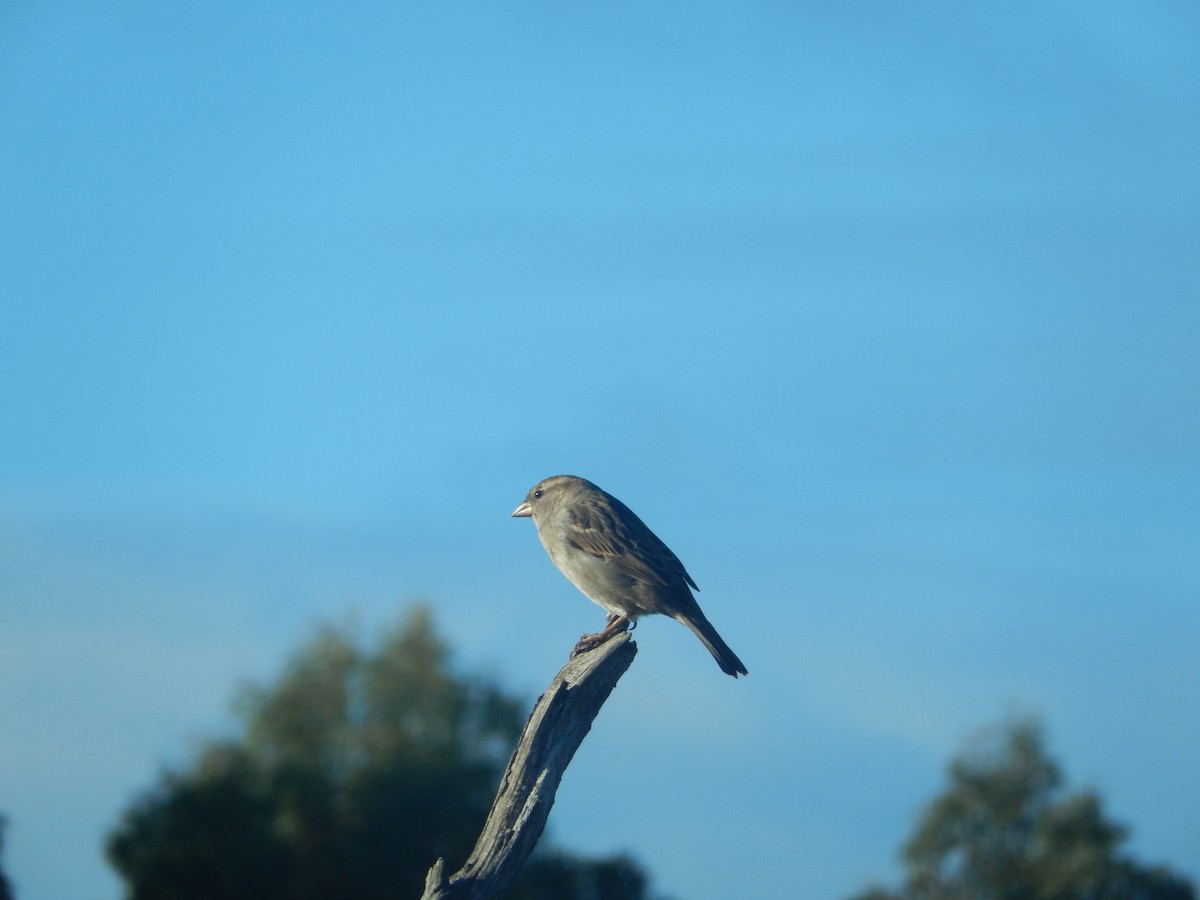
xmin=2 ymin=2 xmax=1198 ymax=898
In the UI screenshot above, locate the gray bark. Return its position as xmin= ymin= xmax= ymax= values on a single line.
xmin=421 ymin=632 xmax=636 ymax=900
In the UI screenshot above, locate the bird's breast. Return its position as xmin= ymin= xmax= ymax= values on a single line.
xmin=539 ymin=533 xmax=647 ymax=619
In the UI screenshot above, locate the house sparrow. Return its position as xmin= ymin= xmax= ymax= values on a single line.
xmin=512 ymin=475 xmax=747 ymax=677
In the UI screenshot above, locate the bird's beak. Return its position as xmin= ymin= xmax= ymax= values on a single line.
xmin=511 ymin=501 xmax=532 ymax=518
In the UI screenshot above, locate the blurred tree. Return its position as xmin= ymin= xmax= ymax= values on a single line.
xmin=107 ymin=606 xmax=661 ymax=900
xmin=0 ymin=814 xmax=13 ymax=900
xmin=852 ymin=716 xmax=1195 ymax=900
xmin=512 ymin=850 xmax=651 ymax=900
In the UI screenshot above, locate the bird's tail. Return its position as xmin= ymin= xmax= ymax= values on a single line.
xmin=677 ymin=612 xmax=748 ymax=678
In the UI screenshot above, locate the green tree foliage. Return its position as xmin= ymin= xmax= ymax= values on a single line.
xmin=853 ymin=716 xmax=1195 ymax=900
xmin=0 ymin=814 xmax=13 ymax=900
xmin=107 ymin=606 xmax=660 ymax=900
xmin=513 ymin=851 xmax=652 ymax=900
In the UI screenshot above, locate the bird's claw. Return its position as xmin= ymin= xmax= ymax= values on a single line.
xmin=571 ymin=634 xmax=603 ymax=657
xmin=570 ymin=615 xmax=632 ymax=658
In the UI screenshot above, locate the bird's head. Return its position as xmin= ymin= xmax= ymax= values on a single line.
xmin=511 ymin=474 xmax=587 ymax=520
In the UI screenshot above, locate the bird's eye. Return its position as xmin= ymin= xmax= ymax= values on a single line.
xmin=533 ymin=489 xmax=543 ymax=499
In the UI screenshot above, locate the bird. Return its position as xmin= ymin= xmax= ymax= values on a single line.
xmin=512 ymin=475 xmax=747 ymax=677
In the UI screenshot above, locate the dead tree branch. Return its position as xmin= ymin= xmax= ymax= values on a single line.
xmin=421 ymin=632 xmax=636 ymax=900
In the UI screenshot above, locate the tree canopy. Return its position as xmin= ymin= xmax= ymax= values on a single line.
xmin=107 ymin=606 xmax=661 ymax=900
xmin=853 ymin=716 xmax=1195 ymax=900
xmin=0 ymin=815 xmax=13 ymax=900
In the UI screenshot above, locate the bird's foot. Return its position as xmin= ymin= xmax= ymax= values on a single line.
xmin=604 ymin=611 xmax=635 ymax=631
xmin=571 ymin=615 xmax=631 ymax=658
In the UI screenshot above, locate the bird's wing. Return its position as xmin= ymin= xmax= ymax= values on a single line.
xmin=566 ymin=501 xmax=698 ymax=590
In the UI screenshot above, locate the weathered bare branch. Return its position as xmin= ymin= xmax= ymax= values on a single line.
xmin=421 ymin=633 xmax=636 ymax=900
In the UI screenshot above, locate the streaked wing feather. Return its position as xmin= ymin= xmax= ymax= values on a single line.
xmin=566 ymin=500 xmax=696 ymax=590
